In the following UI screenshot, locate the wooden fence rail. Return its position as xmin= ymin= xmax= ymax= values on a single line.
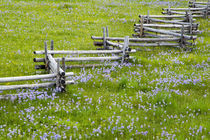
xmin=134 ymin=24 xmax=198 ymax=29
xmin=138 ymin=14 xmax=202 ymax=19
xmin=134 ymin=29 xmax=200 ymax=35
xmin=34 ymin=56 xmax=123 ymax=62
xmin=189 ymin=1 xmax=210 ymax=5
xmin=162 ymin=7 xmax=207 ymax=11
xmin=92 ymin=36 xmax=181 ymax=42
xmin=34 ymin=50 xmax=132 ymax=55
xmin=139 ymin=16 xmax=198 ymax=26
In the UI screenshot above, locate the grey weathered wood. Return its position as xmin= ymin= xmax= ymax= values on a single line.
xmin=66 ymin=80 xmax=75 ymax=85
xmin=56 ymin=60 xmax=61 ymax=89
xmin=205 ymin=4 xmax=209 ymax=18
xmin=65 ymin=63 xmax=118 ymax=68
xmin=162 ymin=10 xmax=204 ymax=15
xmin=167 ymin=30 xmax=201 ymax=34
xmin=140 ymin=16 xmax=144 ymax=37
xmin=45 ymin=42 xmax=48 ymax=61
xmin=133 ymin=34 xmax=195 ymax=46
xmin=189 ymin=15 xmax=203 ymax=18
xmin=106 ymin=41 xmax=123 ymax=49
xmin=36 ymin=63 xmax=119 ymax=69
xmin=34 ymin=50 xmax=128 ymax=55
xmin=134 ymin=29 xmax=200 ymax=35
xmin=92 ymin=36 xmax=180 ymax=42
xmin=0 ymin=80 xmax=74 ymax=91
xmin=44 ymin=42 xmax=49 ymax=72
xmin=121 ymin=36 xmax=129 ymax=64
xmin=180 ymin=25 xmax=185 ymax=48
xmin=127 ymin=42 xmax=180 ymax=47
xmin=48 ymin=54 xmax=65 ymax=76
xmin=137 ymin=33 xmax=174 ymax=38
xmin=139 ymin=15 xmax=186 ymax=18
xmin=189 ymin=14 xmax=193 ymax=34
xmin=62 ymin=58 xmax=66 ymax=91
xmin=167 ymin=4 xmax=172 ymax=18
xmin=105 ymin=27 xmax=110 ymax=49
xmin=143 ymin=27 xmax=197 ymax=40
xmin=189 ymin=1 xmax=210 ymax=5
xmin=135 ymin=24 xmax=197 ymax=29
xmin=147 ymin=10 xmax=150 ymax=24
xmin=189 ymin=4 xmax=210 ymax=8
xmin=62 ymin=58 xmax=66 ymax=72
xmin=106 ymin=26 xmax=109 ymax=37
xmin=163 ymin=7 xmax=206 ymax=11
xmin=189 ymin=4 xmax=208 ymax=8
xmin=0 ymin=82 xmax=56 ymax=91
xmin=143 ymin=17 xmax=191 ymax=22
xmin=103 ymin=27 xmax=107 ymax=49
xmin=51 ymin=40 xmax=54 ymax=57
xmin=140 ymin=17 xmax=198 ymax=26
xmin=64 ymin=72 xmax=74 ymax=77
xmin=34 ymin=56 xmax=123 ymax=62
xmin=0 ymin=74 xmax=57 ymax=83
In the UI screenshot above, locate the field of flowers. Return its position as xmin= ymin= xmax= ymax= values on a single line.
xmin=0 ymin=0 xmax=209 ymax=139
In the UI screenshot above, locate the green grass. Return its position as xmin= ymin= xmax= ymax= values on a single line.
xmin=0 ymin=0 xmax=209 ymax=139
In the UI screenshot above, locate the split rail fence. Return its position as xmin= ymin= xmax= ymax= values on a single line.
xmin=92 ymin=27 xmax=190 ymax=50
xmin=34 ymin=38 xmax=136 ymax=70
xmin=162 ymin=1 xmax=210 ymax=18
xmin=92 ymin=1 xmax=209 ymax=51
xmin=132 ymin=0 xmax=209 ymax=51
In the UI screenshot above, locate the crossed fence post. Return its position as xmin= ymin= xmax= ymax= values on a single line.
xmin=44 ymin=41 xmax=67 ymax=92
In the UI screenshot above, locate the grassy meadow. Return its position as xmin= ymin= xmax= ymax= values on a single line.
xmin=0 ymin=0 xmax=209 ymax=139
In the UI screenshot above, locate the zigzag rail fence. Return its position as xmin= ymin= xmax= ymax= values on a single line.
xmin=1 ymin=0 xmax=209 ymax=99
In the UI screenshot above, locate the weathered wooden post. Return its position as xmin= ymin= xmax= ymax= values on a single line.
xmin=44 ymin=42 xmax=49 ymax=73
xmin=51 ymin=40 xmax=54 ymax=57
xmin=56 ymin=60 xmax=60 ymax=91
xmin=180 ymin=25 xmax=185 ymax=49
xmin=147 ymin=10 xmax=150 ymax=24
xmin=103 ymin=27 xmax=107 ymax=50
xmin=56 ymin=59 xmax=66 ymax=92
xmin=140 ymin=16 xmax=144 ymax=37
xmin=121 ymin=36 xmax=129 ymax=64
xmin=62 ymin=57 xmax=66 ymax=91
xmin=185 ymin=11 xmax=189 ymax=22
xmin=205 ymin=4 xmax=209 ymax=18
xmin=189 ymin=13 xmax=193 ymax=34
xmin=106 ymin=26 xmax=109 ymax=37
xmin=62 ymin=57 xmax=66 ymax=72
xmin=168 ymin=3 xmax=171 ymax=15
xmin=191 ymin=0 xmax=195 ymax=8
xmin=106 ymin=26 xmax=110 ymax=49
